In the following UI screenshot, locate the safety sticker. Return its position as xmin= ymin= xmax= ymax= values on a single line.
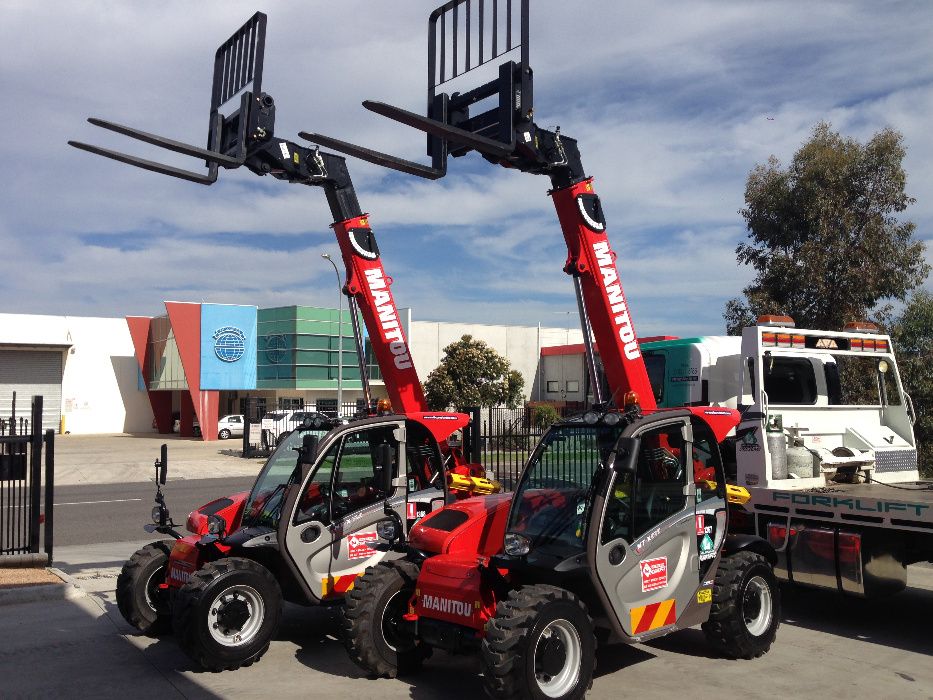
xmin=407 ymin=502 xmax=418 ymax=520
xmin=696 ymin=588 xmax=713 ymax=604
xmin=630 ymin=598 xmax=676 ymax=635
xmin=321 ymin=573 xmax=360 ymax=599
xmin=640 ymin=557 xmax=668 ymax=593
xmin=576 ymin=501 xmax=586 ymax=516
xmin=695 ymin=514 xmax=705 ymax=536
xmin=700 ymin=534 xmax=714 ymax=554
xmin=347 ymin=532 xmax=379 ymax=560
xmin=278 ymin=142 xmax=290 ymax=160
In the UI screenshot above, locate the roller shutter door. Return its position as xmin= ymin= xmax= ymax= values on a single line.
xmin=0 ymin=349 xmax=64 ymax=432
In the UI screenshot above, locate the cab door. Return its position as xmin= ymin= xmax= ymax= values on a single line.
xmin=282 ymin=421 xmax=407 ymax=602
xmin=589 ymin=416 xmax=700 ymax=639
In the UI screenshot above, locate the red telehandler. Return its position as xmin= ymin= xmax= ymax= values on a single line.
xmin=307 ymin=2 xmax=780 ymax=697
xmin=69 ymin=12 xmax=495 ymax=671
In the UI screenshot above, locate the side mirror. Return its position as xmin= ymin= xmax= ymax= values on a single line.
xmin=300 ymin=434 xmax=319 ymax=464
xmin=159 ymin=444 xmax=168 ymax=485
xmin=611 ymin=437 xmax=640 ymax=474
xmin=374 ymin=442 xmax=394 ymax=494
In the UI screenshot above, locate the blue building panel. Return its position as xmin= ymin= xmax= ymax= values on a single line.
xmin=200 ymin=304 xmax=257 ymax=390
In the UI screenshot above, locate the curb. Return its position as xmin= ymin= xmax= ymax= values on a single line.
xmin=0 ymin=568 xmax=87 ymax=607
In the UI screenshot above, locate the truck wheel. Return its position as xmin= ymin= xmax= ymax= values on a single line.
xmin=342 ymin=560 xmax=427 ymax=678
xmin=172 ymin=557 xmax=282 ymax=671
xmin=116 ymin=540 xmax=174 ymax=635
xmin=482 ymin=584 xmax=595 ymax=700
xmin=702 ymin=551 xmax=780 ymax=659
xmin=218 ymin=429 xmax=231 ymax=440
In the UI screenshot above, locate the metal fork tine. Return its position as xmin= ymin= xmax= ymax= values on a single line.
xmin=298 ymin=132 xmax=444 ymax=180
xmin=86 ymin=118 xmax=240 ymax=166
xmin=67 ymin=141 xmax=215 ymax=185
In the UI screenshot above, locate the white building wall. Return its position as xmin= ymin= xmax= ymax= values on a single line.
xmin=0 ymin=313 xmax=152 ymax=434
xmin=408 ymin=320 xmax=584 ymax=403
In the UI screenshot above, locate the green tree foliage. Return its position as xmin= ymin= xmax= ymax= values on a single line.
xmin=888 ymin=291 xmax=933 ymax=478
xmin=725 ymin=122 xmax=930 ymax=334
xmin=531 ymin=403 xmax=561 ymax=430
xmin=424 ymin=335 xmax=525 ymax=410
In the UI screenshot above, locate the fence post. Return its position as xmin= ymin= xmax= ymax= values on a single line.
xmin=241 ymin=396 xmax=252 ymax=458
xmin=43 ymin=429 xmax=54 ymax=564
xmin=464 ymin=406 xmax=480 ymax=464
xmin=29 ymin=396 xmax=43 ymax=555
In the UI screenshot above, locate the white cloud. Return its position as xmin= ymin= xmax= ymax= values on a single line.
xmin=1 ymin=0 xmax=930 ymax=335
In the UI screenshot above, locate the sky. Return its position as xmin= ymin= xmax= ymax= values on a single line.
xmin=1 ymin=0 xmax=931 ymax=338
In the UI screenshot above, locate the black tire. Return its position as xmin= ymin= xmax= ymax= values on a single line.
xmin=702 ymin=551 xmax=780 ymax=659
xmin=218 ymin=428 xmax=231 ymax=440
xmin=172 ymin=557 xmax=282 ymax=671
xmin=116 ymin=540 xmax=174 ymax=635
xmin=481 ymin=584 xmax=595 ymax=700
xmin=342 ymin=560 xmax=428 ymax=678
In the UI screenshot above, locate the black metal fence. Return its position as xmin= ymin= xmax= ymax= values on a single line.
xmin=475 ymin=404 xmax=579 ymax=488
xmin=0 ymin=395 xmax=54 ymax=564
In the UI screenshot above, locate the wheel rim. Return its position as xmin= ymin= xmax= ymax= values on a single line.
xmin=143 ymin=566 xmax=165 ymax=613
xmin=742 ymin=575 xmax=773 ymax=637
xmin=381 ymin=589 xmax=415 ymax=653
xmin=207 ymin=584 xmax=265 ymax=647
xmin=533 ymin=618 xmax=581 ymax=698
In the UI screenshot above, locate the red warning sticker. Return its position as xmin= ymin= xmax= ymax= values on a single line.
xmin=640 ymin=556 xmax=668 ymax=593
xmin=347 ymin=532 xmax=378 ymax=560
xmin=696 ymin=514 xmax=705 ymax=535
xmin=407 ymin=502 xmax=418 ymax=520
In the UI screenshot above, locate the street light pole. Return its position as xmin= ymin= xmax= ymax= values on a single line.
xmin=321 ymin=253 xmax=343 ymax=417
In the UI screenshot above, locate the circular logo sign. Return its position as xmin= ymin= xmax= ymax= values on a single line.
xmin=213 ymin=326 xmax=246 ymax=363
xmin=265 ymin=334 xmax=288 ymax=364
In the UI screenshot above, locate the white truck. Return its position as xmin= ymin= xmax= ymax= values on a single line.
xmin=642 ymin=315 xmax=931 ymax=597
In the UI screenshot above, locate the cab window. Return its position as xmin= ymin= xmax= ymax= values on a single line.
xmin=633 ymin=422 xmax=687 ymax=537
xmin=295 ymin=425 xmax=397 ymax=525
xmin=691 ymin=420 xmax=724 ymax=503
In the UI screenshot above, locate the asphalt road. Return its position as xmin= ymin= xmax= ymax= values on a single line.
xmin=45 ymin=477 xmax=257 ymax=547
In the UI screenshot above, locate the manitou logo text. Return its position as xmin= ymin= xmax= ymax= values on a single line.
xmin=420 ymin=595 xmax=473 ymax=619
xmin=592 ymin=241 xmax=640 ymax=361
xmin=364 ymin=269 xmax=413 ymax=370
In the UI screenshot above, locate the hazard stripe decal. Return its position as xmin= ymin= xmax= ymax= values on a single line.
xmin=630 ymin=599 xmax=677 ymax=635
xmin=321 ymin=573 xmax=360 ymax=599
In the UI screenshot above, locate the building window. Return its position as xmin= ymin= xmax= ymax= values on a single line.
xmin=546 ymin=381 xmax=560 ymax=393
xmin=566 ymin=380 xmax=580 ymax=393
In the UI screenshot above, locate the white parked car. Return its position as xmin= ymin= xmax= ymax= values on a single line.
xmin=217 ymin=414 xmax=245 ymax=440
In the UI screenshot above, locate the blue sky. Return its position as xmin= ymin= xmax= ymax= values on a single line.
xmin=1 ymin=1 xmax=930 ymax=338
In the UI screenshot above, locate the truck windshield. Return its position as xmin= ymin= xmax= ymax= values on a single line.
xmin=241 ymin=428 xmax=331 ymax=528
xmin=507 ymin=422 xmax=625 ymax=559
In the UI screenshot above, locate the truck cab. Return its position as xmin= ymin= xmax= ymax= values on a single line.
xmin=643 ymin=316 xmax=918 ymax=490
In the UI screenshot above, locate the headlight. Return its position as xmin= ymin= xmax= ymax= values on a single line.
xmin=207 ymin=514 xmax=225 ymax=535
xmin=377 ymin=520 xmax=398 ymax=541
xmin=504 ymin=532 xmax=530 ymax=556
xmin=152 ymin=505 xmax=164 ymax=524
xmin=583 ymin=411 xmax=599 ymax=425
xmin=602 ymin=412 xmax=621 ymax=426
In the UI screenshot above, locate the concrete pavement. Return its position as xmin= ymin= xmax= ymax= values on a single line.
xmin=0 ymin=540 xmax=930 ymax=699
xmin=53 ymin=433 xmax=264 ymax=486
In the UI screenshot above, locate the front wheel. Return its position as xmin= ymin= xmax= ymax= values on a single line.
xmin=342 ymin=560 xmax=428 ymax=678
xmin=218 ymin=428 xmax=231 ymax=440
xmin=116 ymin=540 xmax=174 ymax=635
xmin=172 ymin=557 xmax=282 ymax=671
xmin=482 ymin=584 xmax=595 ymax=700
xmin=701 ymin=551 xmax=780 ymax=658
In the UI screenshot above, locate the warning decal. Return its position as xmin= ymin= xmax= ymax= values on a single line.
xmin=640 ymin=556 xmax=668 ymax=593
xmin=347 ymin=532 xmax=378 ymax=560
xmin=630 ymin=598 xmax=677 ymax=634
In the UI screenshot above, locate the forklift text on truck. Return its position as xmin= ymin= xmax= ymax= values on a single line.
xmin=773 ymin=492 xmax=930 ymax=517
xmin=364 ymin=268 xmax=414 ymax=370
xmin=592 ymin=241 xmax=640 ymax=361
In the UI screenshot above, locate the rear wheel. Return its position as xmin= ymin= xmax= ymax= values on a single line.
xmin=116 ymin=540 xmax=174 ymax=635
xmin=482 ymin=584 xmax=594 ymax=700
xmin=342 ymin=560 xmax=427 ymax=678
xmin=172 ymin=557 xmax=282 ymax=671
xmin=218 ymin=428 xmax=231 ymax=440
xmin=702 ymin=551 xmax=780 ymax=658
